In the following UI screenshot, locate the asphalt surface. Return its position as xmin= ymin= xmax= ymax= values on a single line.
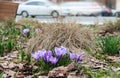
xmin=16 ymin=15 xmax=119 ymax=25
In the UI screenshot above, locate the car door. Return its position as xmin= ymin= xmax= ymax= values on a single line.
xmin=36 ymin=1 xmax=50 ymax=15
xmin=24 ymin=1 xmax=49 ymax=15
xmin=24 ymin=1 xmax=40 ymax=15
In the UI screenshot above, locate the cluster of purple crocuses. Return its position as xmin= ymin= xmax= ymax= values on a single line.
xmin=22 ymin=28 xmax=42 ymax=36
xmin=31 ymin=46 xmax=83 ymax=65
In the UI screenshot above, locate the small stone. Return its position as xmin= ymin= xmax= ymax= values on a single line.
xmin=48 ymin=66 xmax=68 ymax=78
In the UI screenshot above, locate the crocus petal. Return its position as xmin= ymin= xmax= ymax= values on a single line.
xmin=55 ymin=47 xmax=62 ymax=57
xmin=47 ymin=51 xmax=52 ymax=56
xmin=38 ymin=49 xmax=46 ymax=58
xmin=43 ymin=51 xmax=52 ymax=63
xmin=60 ymin=46 xmax=67 ymax=56
xmin=49 ymin=57 xmax=58 ymax=65
xmin=31 ymin=52 xmax=41 ymax=61
xmin=70 ymin=53 xmax=75 ymax=61
xmin=76 ymin=53 xmax=84 ymax=63
xmin=55 ymin=46 xmax=67 ymax=58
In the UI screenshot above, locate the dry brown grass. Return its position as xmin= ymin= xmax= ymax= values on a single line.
xmin=96 ymin=20 xmax=120 ymax=36
xmin=16 ymin=18 xmax=43 ymax=30
xmin=26 ymin=22 xmax=95 ymax=53
xmin=102 ymin=20 xmax=120 ymax=33
xmin=0 ymin=18 xmax=16 ymax=28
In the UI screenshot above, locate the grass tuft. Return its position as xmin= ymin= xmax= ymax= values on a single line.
xmin=26 ymin=22 xmax=95 ymax=53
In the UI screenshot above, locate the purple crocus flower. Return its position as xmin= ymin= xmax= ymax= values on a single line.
xmin=76 ymin=53 xmax=84 ymax=63
xmin=47 ymin=51 xmax=52 ymax=56
xmin=49 ymin=56 xmax=58 ymax=65
xmin=31 ymin=49 xmax=47 ymax=61
xmin=38 ymin=49 xmax=47 ymax=58
xmin=31 ymin=52 xmax=41 ymax=61
xmin=43 ymin=51 xmax=53 ymax=63
xmin=54 ymin=46 xmax=67 ymax=58
xmin=70 ymin=53 xmax=75 ymax=61
xmin=35 ymin=28 xmax=42 ymax=33
xmin=23 ymin=29 xmax=30 ymax=36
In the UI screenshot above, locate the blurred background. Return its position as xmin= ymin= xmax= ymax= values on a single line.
xmin=1 ymin=0 xmax=120 ymax=25
xmin=0 ymin=0 xmax=118 ymax=9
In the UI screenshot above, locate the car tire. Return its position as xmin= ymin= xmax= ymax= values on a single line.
xmin=31 ymin=15 xmax=36 ymax=18
xmin=51 ymin=11 xmax=59 ymax=18
xmin=21 ymin=11 xmax=29 ymax=18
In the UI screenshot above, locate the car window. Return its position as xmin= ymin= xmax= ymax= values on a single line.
xmin=62 ymin=2 xmax=92 ymax=7
xmin=62 ymin=3 xmax=77 ymax=7
xmin=46 ymin=1 xmax=56 ymax=5
xmin=26 ymin=1 xmax=45 ymax=6
xmin=62 ymin=2 xmax=102 ymax=10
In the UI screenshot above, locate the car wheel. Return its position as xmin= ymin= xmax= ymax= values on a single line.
xmin=115 ymin=13 xmax=119 ymax=17
xmin=101 ymin=12 xmax=107 ymax=16
xmin=21 ymin=11 xmax=29 ymax=18
xmin=76 ymin=13 xmax=80 ymax=16
xmin=51 ymin=11 xmax=59 ymax=18
xmin=31 ymin=15 xmax=36 ymax=18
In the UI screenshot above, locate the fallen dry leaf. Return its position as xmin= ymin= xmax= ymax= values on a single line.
xmin=15 ymin=74 xmax=24 ymax=78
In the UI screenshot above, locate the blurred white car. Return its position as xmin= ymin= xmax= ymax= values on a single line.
xmin=13 ymin=1 xmax=23 ymax=4
xmin=60 ymin=1 xmax=112 ymax=16
xmin=17 ymin=0 xmax=68 ymax=18
xmin=112 ymin=9 xmax=120 ymax=17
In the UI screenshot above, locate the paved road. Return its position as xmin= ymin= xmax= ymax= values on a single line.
xmin=16 ymin=16 xmax=119 ymax=25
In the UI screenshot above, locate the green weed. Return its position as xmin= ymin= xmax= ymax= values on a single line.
xmin=97 ymin=36 xmax=120 ymax=55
